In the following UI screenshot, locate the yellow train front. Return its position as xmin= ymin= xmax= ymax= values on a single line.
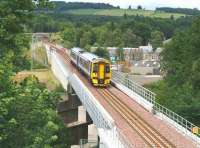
xmin=90 ymin=59 xmax=111 ymax=86
xmin=70 ymin=48 xmax=111 ymax=87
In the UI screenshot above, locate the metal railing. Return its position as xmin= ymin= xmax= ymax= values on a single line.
xmin=80 ymin=139 xmax=100 ymax=148
xmin=112 ymin=71 xmax=156 ymax=105
xmin=112 ymin=70 xmax=200 ymax=146
xmin=153 ymin=102 xmax=200 ymax=145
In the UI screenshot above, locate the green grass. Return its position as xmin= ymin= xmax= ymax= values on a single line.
xmin=66 ymin=9 xmax=186 ymax=19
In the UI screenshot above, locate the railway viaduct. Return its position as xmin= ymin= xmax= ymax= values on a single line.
xmin=32 ymin=33 xmax=200 ymax=147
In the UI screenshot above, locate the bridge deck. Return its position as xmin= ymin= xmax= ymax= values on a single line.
xmin=55 ymin=46 xmax=196 ymax=147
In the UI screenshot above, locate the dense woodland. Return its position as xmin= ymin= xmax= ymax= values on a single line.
xmin=51 ymin=1 xmax=117 ymax=12
xmin=0 ymin=0 xmax=70 ymax=147
xmin=147 ymin=17 xmax=200 ymax=126
xmin=35 ymin=1 xmax=117 ymax=13
xmin=156 ymin=7 xmax=200 ymax=16
xmin=29 ymin=13 xmax=194 ymax=50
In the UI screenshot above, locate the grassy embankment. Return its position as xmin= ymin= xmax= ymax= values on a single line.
xmin=15 ymin=43 xmax=61 ymax=91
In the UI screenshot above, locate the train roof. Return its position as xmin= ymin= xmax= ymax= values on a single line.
xmin=71 ymin=47 xmax=84 ymax=53
xmin=80 ymin=52 xmax=99 ymax=62
xmin=80 ymin=52 xmax=109 ymax=63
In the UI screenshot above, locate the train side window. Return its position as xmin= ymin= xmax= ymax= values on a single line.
xmin=93 ymin=64 xmax=98 ymax=73
xmin=105 ymin=65 xmax=110 ymax=73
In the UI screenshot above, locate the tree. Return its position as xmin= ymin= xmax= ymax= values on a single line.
xmin=128 ymin=5 xmax=132 ymax=9
xmin=0 ymin=53 xmax=13 ymax=92
xmin=149 ymin=17 xmax=200 ymax=125
xmin=94 ymin=47 xmax=109 ymax=59
xmin=150 ymin=30 xmax=164 ymax=50
xmin=116 ymin=46 xmax=125 ymax=61
xmin=0 ymin=0 xmax=51 ymax=72
xmin=123 ymin=12 xmax=128 ymax=19
xmin=0 ymin=0 xmax=71 ymax=147
xmin=61 ymin=25 xmax=76 ymax=48
xmin=80 ymin=31 xmax=93 ymax=48
xmin=137 ymin=5 xmax=142 ymax=10
xmin=162 ymin=17 xmax=200 ymax=88
xmin=113 ymin=29 xmax=123 ymax=47
xmin=170 ymin=15 xmax=174 ymax=20
xmin=133 ymin=23 xmax=151 ymax=45
xmin=50 ymin=33 xmax=63 ymax=44
xmin=123 ymin=29 xmax=142 ymax=47
xmin=84 ymin=44 xmax=91 ymax=52
xmin=0 ymin=76 xmax=71 ymax=148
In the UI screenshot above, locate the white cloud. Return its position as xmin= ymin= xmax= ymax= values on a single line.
xmin=52 ymin=0 xmax=200 ymax=10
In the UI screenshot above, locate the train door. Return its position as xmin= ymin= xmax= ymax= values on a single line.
xmin=98 ymin=63 xmax=105 ymax=84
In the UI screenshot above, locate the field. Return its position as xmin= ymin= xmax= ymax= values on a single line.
xmin=65 ymin=9 xmax=186 ymax=19
xmin=14 ymin=69 xmax=61 ymax=90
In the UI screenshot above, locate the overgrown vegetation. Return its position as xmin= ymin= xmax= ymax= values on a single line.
xmin=146 ymin=17 xmax=200 ymax=126
xmin=1 ymin=76 xmax=70 ymax=148
xmin=0 ymin=0 xmax=70 ymax=147
xmin=51 ymin=1 xmax=116 ymax=11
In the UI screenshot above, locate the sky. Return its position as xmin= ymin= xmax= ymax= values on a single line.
xmin=52 ymin=0 xmax=200 ymax=10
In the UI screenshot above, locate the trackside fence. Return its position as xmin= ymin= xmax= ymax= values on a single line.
xmin=112 ymin=71 xmax=156 ymax=105
xmin=112 ymin=70 xmax=200 ymax=146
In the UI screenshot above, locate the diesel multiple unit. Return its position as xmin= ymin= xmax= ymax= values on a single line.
xmin=70 ymin=47 xmax=111 ymax=86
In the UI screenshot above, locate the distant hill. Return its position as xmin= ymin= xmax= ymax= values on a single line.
xmin=35 ymin=2 xmax=187 ymax=19
xmin=156 ymin=7 xmax=200 ymax=15
xmin=64 ymin=9 xmax=186 ymax=19
xmin=51 ymin=1 xmax=117 ymax=12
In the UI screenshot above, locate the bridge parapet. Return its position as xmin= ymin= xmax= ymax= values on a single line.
xmin=112 ymin=70 xmax=200 ymax=146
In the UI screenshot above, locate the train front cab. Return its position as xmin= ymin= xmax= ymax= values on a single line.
xmin=90 ymin=61 xmax=111 ymax=86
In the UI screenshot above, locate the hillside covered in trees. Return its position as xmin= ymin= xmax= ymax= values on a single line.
xmin=36 ymin=1 xmax=117 ymax=12
xmin=147 ymin=17 xmax=200 ymax=126
xmin=0 ymin=0 xmax=70 ymax=147
xmin=36 ymin=1 xmax=187 ymax=19
xmin=29 ymin=10 xmax=194 ymax=50
xmin=156 ymin=7 xmax=200 ymax=16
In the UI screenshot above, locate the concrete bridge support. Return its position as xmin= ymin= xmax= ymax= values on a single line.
xmin=58 ymin=86 xmax=94 ymax=146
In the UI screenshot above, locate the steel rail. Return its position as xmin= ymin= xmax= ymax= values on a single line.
xmin=98 ymin=88 xmax=175 ymax=147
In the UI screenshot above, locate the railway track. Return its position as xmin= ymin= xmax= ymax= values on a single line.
xmin=97 ymin=88 xmax=175 ymax=148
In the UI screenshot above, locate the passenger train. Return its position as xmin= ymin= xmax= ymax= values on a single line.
xmin=70 ymin=47 xmax=111 ymax=86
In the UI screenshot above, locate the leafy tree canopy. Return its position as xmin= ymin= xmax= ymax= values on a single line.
xmin=0 ymin=0 xmax=71 ymax=147
xmin=0 ymin=76 xmax=70 ymax=148
xmin=147 ymin=17 xmax=200 ymax=126
xmin=0 ymin=0 xmax=51 ymax=72
xmin=150 ymin=30 xmax=164 ymax=50
xmin=94 ymin=46 xmax=109 ymax=59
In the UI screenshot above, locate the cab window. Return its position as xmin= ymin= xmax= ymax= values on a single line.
xmin=93 ymin=64 xmax=98 ymax=73
xmin=105 ymin=65 xmax=110 ymax=73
